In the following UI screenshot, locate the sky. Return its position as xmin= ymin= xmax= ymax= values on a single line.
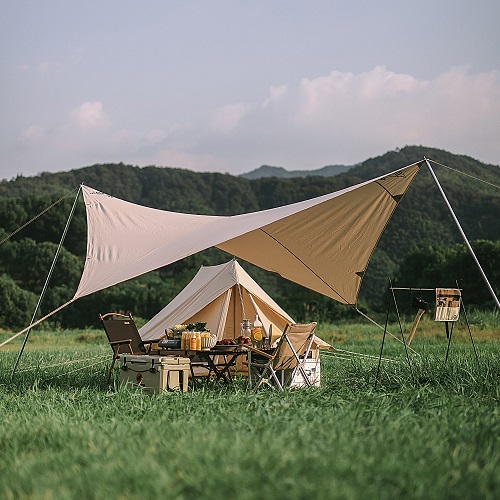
xmin=1 ymin=1 xmax=500 ymax=181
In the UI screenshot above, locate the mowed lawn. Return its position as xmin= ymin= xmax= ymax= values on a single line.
xmin=0 ymin=321 xmax=498 ymax=500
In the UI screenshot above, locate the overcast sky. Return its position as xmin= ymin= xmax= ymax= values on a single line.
xmin=1 ymin=1 xmax=500 ymax=181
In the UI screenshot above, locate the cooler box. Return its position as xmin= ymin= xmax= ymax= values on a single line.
xmin=119 ymin=355 xmax=190 ymax=394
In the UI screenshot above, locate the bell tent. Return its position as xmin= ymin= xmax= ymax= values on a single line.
xmin=139 ymin=259 xmax=287 ymax=340
xmin=139 ymin=259 xmax=331 ymax=349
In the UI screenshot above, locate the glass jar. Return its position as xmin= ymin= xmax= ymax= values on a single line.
xmin=251 ymin=315 xmax=264 ymax=348
xmin=240 ymin=319 xmax=252 ymax=341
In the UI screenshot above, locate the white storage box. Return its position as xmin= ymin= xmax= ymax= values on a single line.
xmin=119 ymin=355 xmax=190 ymax=394
xmin=290 ymin=357 xmax=321 ymax=387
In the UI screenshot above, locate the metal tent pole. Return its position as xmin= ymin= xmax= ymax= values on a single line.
xmin=444 ymin=321 xmax=454 ymax=364
xmin=390 ymin=281 xmax=415 ymax=383
xmin=374 ymin=281 xmax=392 ymax=388
xmin=11 ymin=186 xmax=82 ymax=378
xmin=425 ymin=158 xmax=500 ymax=309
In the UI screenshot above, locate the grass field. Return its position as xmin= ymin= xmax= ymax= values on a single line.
xmin=0 ymin=319 xmax=498 ymax=499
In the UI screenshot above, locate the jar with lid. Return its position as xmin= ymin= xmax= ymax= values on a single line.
xmin=251 ymin=315 xmax=264 ymax=348
xmin=240 ymin=319 xmax=252 ymax=341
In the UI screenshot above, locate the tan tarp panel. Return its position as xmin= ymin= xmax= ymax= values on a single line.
xmin=74 ymin=161 xmax=422 ymax=305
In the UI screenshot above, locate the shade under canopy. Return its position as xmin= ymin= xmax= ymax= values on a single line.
xmin=73 ymin=160 xmax=423 ymax=305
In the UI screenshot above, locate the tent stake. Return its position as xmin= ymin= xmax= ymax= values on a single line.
xmin=11 ymin=186 xmax=82 ymax=379
xmin=425 ymin=158 xmax=499 ymax=309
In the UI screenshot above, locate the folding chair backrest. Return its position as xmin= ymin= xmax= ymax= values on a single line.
xmin=272 ymin=322 xmax=317 ymax=371
xmin=99 ymin=312 xmax=146 ymax=355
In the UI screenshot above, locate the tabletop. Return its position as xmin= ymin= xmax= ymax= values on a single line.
xmin=155 ymin=346 xmax=248 ymax=383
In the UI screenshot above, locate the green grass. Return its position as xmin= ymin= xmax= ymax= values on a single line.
xmin=0 ymin=323 xmax=499 ymax=499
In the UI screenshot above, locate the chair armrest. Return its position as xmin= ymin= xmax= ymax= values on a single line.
xmin=109 ymin=339 xmax=133 ymax=346
xmin=246 ymin=345 xmax=274 ymax=359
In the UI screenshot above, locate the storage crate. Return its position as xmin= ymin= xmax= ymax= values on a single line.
xmin=290 ymin=357 xmax=321 ymax=387
xmin=119 ymin=355 xmax=190 ymax=394
xmin=248 ymin=352 xmax=321 ymax=388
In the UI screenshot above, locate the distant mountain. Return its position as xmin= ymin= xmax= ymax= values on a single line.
xmin=240 ymin=163 xmax=353 ymax=179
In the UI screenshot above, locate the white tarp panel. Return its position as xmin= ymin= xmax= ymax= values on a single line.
xmin=74 ymin=161 xmax=422 ymax=305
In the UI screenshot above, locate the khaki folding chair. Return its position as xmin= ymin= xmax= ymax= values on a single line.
xmin=99 ymin=312 xmax=164 ymax=384
xmin=246 ymin=322 xmax=317 ymax=391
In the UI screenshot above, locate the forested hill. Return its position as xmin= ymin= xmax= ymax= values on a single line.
xmin=0 ymin=145 xmax=498 ymax=329
xmin=1 ymin=145 xmax=498 ymax=252
xmin=1 ymin=144 xmax=498 ymax=205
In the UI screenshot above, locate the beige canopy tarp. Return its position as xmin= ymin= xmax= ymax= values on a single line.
xmin=74 ymin=160 xmax=423 ymax=306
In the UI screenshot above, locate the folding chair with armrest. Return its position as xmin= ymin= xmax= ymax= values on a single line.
xmin=246 ymin=322 xmax=317 ymax=391
xmin=99 ymin=312 xmax=164 ymax=384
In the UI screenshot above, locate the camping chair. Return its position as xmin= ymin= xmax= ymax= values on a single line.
xmin=246 ymin=322 xmax=317 ymax=391
xmin=99 ymin=312 xmax=164 ymax=384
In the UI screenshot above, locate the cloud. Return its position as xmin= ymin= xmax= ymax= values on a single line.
xmin=10 ymin=66 xmax=500 ymax=179
xmin=262 ymin=84 xmax=288 ymax=108
xmin=70 ymin=101 xmax=110 ymax=132
xmin=200 ymin=66 xmax=500 ymax=169
xmin=20 ymin=125 xmax=45 ymax=142
xmin=212 ymin=103 xmax=252 ymax=133
xmin=16 ymin=101 xmax=112 ymax=169
xmin=111 ymin=66 xmax=500 ymax=172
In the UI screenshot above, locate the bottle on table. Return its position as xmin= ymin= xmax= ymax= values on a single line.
xmin=251 ymin=315 xmax=264 ymax=348
xmin=189 ymin=332 xmax=197 ymax=350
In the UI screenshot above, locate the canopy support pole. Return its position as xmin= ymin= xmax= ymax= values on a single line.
xmin=374 ymin=282 xmax=392 ymax=388
xmin=10 ymin=186 xmax=82 ymax=378
xmin=425 ymin=158 xmax=499 ymax=309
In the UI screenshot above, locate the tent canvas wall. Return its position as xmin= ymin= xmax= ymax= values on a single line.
xmin=140 ymin=259 xmax=295 ymax=343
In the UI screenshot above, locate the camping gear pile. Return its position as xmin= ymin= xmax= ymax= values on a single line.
xmin=99 ymin=260 xmax=331 ymax=392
